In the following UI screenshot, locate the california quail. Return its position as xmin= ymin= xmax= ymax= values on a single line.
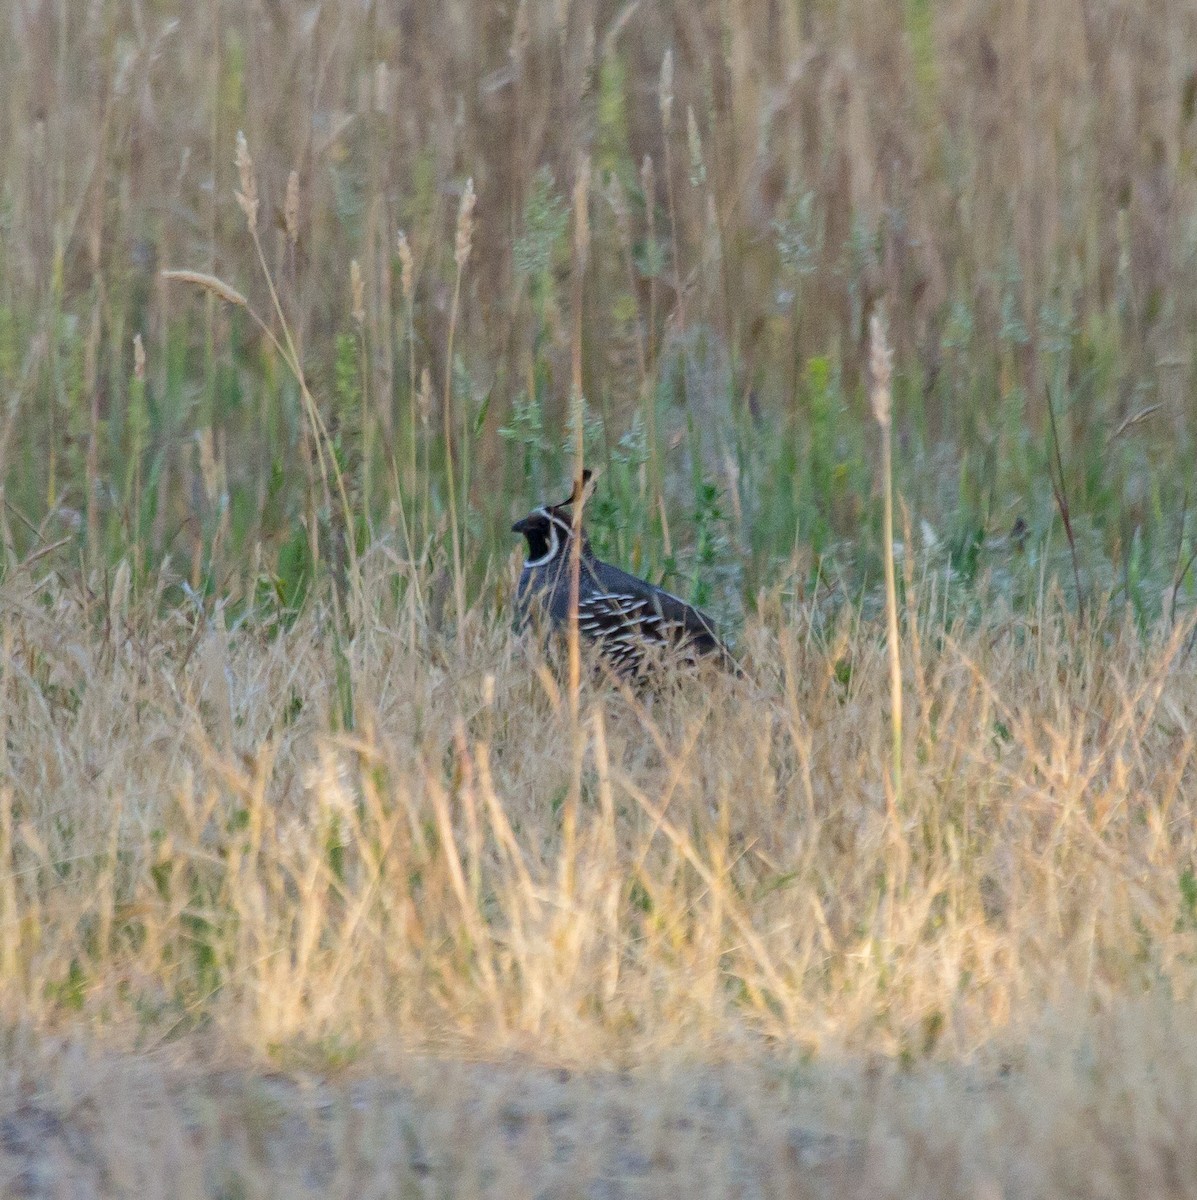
xmin=512 ymin=472 xmax=737 ymax=676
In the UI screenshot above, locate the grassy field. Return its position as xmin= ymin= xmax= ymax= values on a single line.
xmin=3 ymin=0 xmax=1197 ymax=1195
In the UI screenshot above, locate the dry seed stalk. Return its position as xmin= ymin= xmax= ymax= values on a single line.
xmin=659 ymin=50 xmax=674 ymax=131
xmin=443 ymin=180 xmax=476 ymax=643
xmin=350 ymin=259 xmax=365 ymax=327
xmin=659 ymin=52 xmax=685 ymax=329
xmin=284 ymin=170 xmax=300 ymax=244
xmin=870 ymin=311 xmax=902 ymax=818
xmin=396 ymin=230 xmax=414 ymax=302
xmin=159 ymin=270 xmax=248 ymax=309
xmin=564 ymin=152 xmax=591 ymax=894
xmin=397 ymin=229 xmax=418 ymax=516
xmin=454 ymin=178 xmax=476 ymax=270
xmin=234 ymin=131 xmax=258 ymax=234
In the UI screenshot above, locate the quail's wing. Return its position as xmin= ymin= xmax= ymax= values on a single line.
xmin=568 ymin=592 xmax=650 ymax=674
xmin=574 ymin=566 xmax=735 ymax=677
xmin=582 ymin=562 xmax=726 ymax=653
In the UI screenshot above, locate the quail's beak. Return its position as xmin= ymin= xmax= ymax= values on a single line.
xmin=511 ymin=516 xmax=532 ymax=536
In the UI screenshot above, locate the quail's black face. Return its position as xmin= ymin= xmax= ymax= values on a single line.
xmin=512 ymin=506 xmax=574 ymax=566
xmin=512 ymin=509 xmax=551 ymax=561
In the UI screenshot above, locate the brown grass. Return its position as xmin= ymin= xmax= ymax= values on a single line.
xmin=3 ymin=558 xmax=1197 ymax=1190
xmin=4 ymin=1007 xmax=1197 ymax=1198
xmin=4 ymin=1 xmax=1197 ymax=1193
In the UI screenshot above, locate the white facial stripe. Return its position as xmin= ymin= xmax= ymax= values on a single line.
xmin=548 ymin=511 xmax=574 ymax=537
xmin=522 ymin=508 xmax=560 ymax=568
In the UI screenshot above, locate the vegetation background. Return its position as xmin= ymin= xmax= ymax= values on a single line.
xmin=2 ymin=1 xmax=1197 ymax=1195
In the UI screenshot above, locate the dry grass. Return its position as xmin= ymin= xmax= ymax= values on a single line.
xmin=4 ymin=1 xmax=1197 ymax=1193
xmin=4 ymin=1007 xmax=1197 ymax=1199
xmin=4 ymin=553 xmax=1197 ymax=1191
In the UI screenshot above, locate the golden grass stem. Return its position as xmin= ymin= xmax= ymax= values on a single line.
xmin=397 ymin=230 xmax=419 ymax=534
xmin=870 ymin=312 xmax=902 ymax=816
xmin=351 ymin=259 xmax=370 ymax=514
xmin=564 ymin=154 xmax=591 ymax=893
xmin=443 ymin=180 xmax=475 ymax=647
xmin=659 ymin=52 xmax=685 ymax=331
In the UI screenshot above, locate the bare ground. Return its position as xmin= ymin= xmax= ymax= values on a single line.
xmin=3 ymin=997 xmax=1197 ymax=1200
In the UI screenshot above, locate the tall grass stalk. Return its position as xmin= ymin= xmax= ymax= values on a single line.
xmin=639 ymin=155 xmax=663 ymax=517
xmin=870 ymin=312 xmax=902 ymax=814
xmin=1045 ymin=379 xmax=1086 ymax=623
xmin=444 ymin=180 xmax=476 ymax=644
xmin=397 ymin=230 xmax=418 ymax=527
xmin=564 ymin=155 xmax=591 ymax=890
xmin=351 ymin=258 xmax=370 ymax=513
xmin=659 ymin=52 xmax=685 ymax=333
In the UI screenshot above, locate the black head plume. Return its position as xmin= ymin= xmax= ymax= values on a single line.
xmin=545 ymin=468 xmax=595 ymax=540
xmin=552 ymin=468 xmax=594 ymax=513
xmin=512 ymin=470 xmax=595 ymax=566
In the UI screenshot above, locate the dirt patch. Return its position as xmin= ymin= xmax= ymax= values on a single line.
xmin=2 ymin=1011 xmax=1194 ymax=1199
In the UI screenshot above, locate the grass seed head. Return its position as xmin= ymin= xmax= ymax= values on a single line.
xmin=397 ymin=230 xmax=414 ymax=302
xmin=454 ymin=179 xmax=476 ymax=271
xmin=687 ymin=107 xmax=706 ymax=185
xmin=351 ymin=259 xmax=365 ymax=327
xmin=284 ymin=169 xmax=300 ymax=244
xmin=160 ymin=269 xmax=248 ymax=309
xmin=659 ymin=50 xmax=674 ymax=131
xmin=870 ymin=311 xmax=893 ymax=429
xmin=234 ymin=131 xmax=259 ymax=234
